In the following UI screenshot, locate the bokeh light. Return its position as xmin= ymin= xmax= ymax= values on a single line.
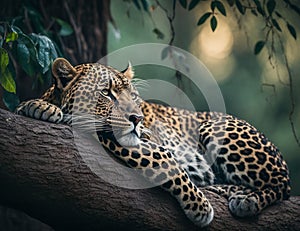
xmin=198 ymin=20 xmax=234 ymax=59
xmin=190 ymin=19 xmax=235 ymax=82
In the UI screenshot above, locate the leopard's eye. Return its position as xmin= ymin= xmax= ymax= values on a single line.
xmin=101 ymin=89 xmax=110 ymax=96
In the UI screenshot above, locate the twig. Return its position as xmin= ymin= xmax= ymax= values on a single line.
xmin=63 ymin=0 xmax=82 ymax=58
xmin=284 ymin=0 xmax=300 ymax=15
xmin=261 ymin=83 xmax=276 ymax=104
xmin=155 ymin=0 xmax=182 ymax=87
xmin=39 ymin=1 xmax=49 ymax=24
xmin=155 ymin=0 xmax=176 ymax=45
xmin=277 ymin=33 xmax=300 ymax=147
xmin=24 ymin=7 xmax=34 ymax=33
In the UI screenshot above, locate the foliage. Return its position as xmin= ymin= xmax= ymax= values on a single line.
xmin=125 ymin=0 xmax=298 ymax=54
xmin=123 ymin=0 xmax=300 ymax=147
xmin=191 ymin=0 xmax=298 ymax=49
xmin=0 ymin=3 xmax=73 ymax=111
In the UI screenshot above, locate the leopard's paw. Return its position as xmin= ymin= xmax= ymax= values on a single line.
xmin=15 ymin=99 xmax=63 ymax=123
xmin=229 ymin=194 xmax=259 ymax=217
xmin=183 ymin=199 xmax=214 ymax=227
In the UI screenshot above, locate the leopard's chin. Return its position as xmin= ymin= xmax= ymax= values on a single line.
xmin=117 ymin=132 xmax=141 ymax=147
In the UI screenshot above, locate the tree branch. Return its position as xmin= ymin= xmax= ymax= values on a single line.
xmin=0 ymin=108 xmax=299 ymax=230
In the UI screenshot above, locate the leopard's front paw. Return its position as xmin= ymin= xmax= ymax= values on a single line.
xmin=15 ymin=99 xmax=63 ymax=123
xmin=181 ymin=192 xmax=214 ymax=227
xmin=229 ymin=194 xmax=259 ymax=217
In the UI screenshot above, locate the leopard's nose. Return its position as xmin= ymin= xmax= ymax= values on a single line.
xmin=129 ymin=114 xmax=144 ymax=126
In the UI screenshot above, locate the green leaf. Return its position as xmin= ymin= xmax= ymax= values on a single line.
xmin=178 ymin=0 xmax=187 ymax=9
xmin=12 ymin=26 xmax=36 ymax=54
xmin=211 ymin=1 xmax=217 ymax=11
xmin=133 ymin=0 xmax=141 ymax=10
xmin=226 ymin=0 xmax=234 ymax=7
xmin=29 ymin=33 xmax=58 ymax=73
xmin=267 ymin=0 xmax=276 ymax=15
xmin=213 ymin=1 xmax=226 ymax=16
xmin=253 ymin=0 xmax=265 ymax=16
xmin=197 ymin=12 xmax=212 ymax=26
xmin=275 ymin=11 xmax=282 ymax=18
xmin=0 ymin=48 xmax=16 ymax=93
xmin=17 ymin=43 xmax=35 ymax=76
xmin=210 ymin=16 xmax=218 ymax=32
xmin=55 ymin=18 xmax=74 ymax=36
xmin=29 ymin=34 xmax=50 ymax=72
xmin=5 ymin=32 xmax=18 ymax=43
xmin=0 ymin=26 xmax=4 ymax=47
xmin=0 ymin=25 xmax=4 ymax=34
xmin=272 ymin=19 xmax=282 ymax=32
xmin=0 ymin=68 xmax=16 ymax=93
xmin=11 ymin=26 xmax=40 ymax=76
xmin=251 ymin=9 xmax=258 ymax=16
xmin=3 ymin=90 xmax=19 ymax=112
xmin=0 ymin=48 xmax=9 ymax=73
xmin=188 ymin=0 xmax=201 ymax=11
xmin=235 ymin=0 xmax=245 ymax=14
xmin=254 ymin=41 xmax=265 ymax=55
xmin=17 ymin=43 xmax=30 ymax=63
xmin=153 ymin=28 xmax=164 ymax=40
xmin=287 ymin=23 xmax=297 ymax=39
xmin=141 ymin=0 xmax=149 ymax=11
xmin=161 ymin=46 xmax=170 ymax=60
xmin=288 ymin=2 xmax=300 ymax=14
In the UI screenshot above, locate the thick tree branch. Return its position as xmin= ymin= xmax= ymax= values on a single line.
xmin=0 ymin=108 xmax=299 ymax=230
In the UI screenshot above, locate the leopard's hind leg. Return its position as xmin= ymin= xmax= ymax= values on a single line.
xmin=205 ymin=185 xmax=284 ymax=217
xmin=204 ymin=184 xmax=252 ymax=199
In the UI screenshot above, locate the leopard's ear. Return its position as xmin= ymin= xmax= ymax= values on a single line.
xmin=122 ymin=61 xmax=134 ymax=80
xmin=52 ymin=58 xmax=78 ymax=90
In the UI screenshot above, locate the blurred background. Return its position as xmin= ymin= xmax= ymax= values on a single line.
xmin=108 ymin=1 xmax=300 ymax=194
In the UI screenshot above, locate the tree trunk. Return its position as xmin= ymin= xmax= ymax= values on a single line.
xmin=0 ymin=108 xmax=299 ymax=231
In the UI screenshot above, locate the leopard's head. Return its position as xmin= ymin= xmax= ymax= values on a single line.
xmin=51 ymin=58 xmax=145 ymax=147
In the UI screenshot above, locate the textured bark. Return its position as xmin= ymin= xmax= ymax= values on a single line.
xmin=0 ymin=205 xmax=53 ymax=231
xmin=0 ymin=108 xmax=299 ymax=231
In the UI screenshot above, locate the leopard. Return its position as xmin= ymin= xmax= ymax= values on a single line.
xmin=15 ymin=57 xmax=291 ymax=227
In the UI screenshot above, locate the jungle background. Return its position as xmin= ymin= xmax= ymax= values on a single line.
xmin=0 ymin=0 xmax=300 ymax=229
xmin=108 ymin=0 xmax=300 ymax=194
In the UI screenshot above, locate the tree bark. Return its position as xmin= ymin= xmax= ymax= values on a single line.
xmin=0 ymin=108 xmax=299 ymax=231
